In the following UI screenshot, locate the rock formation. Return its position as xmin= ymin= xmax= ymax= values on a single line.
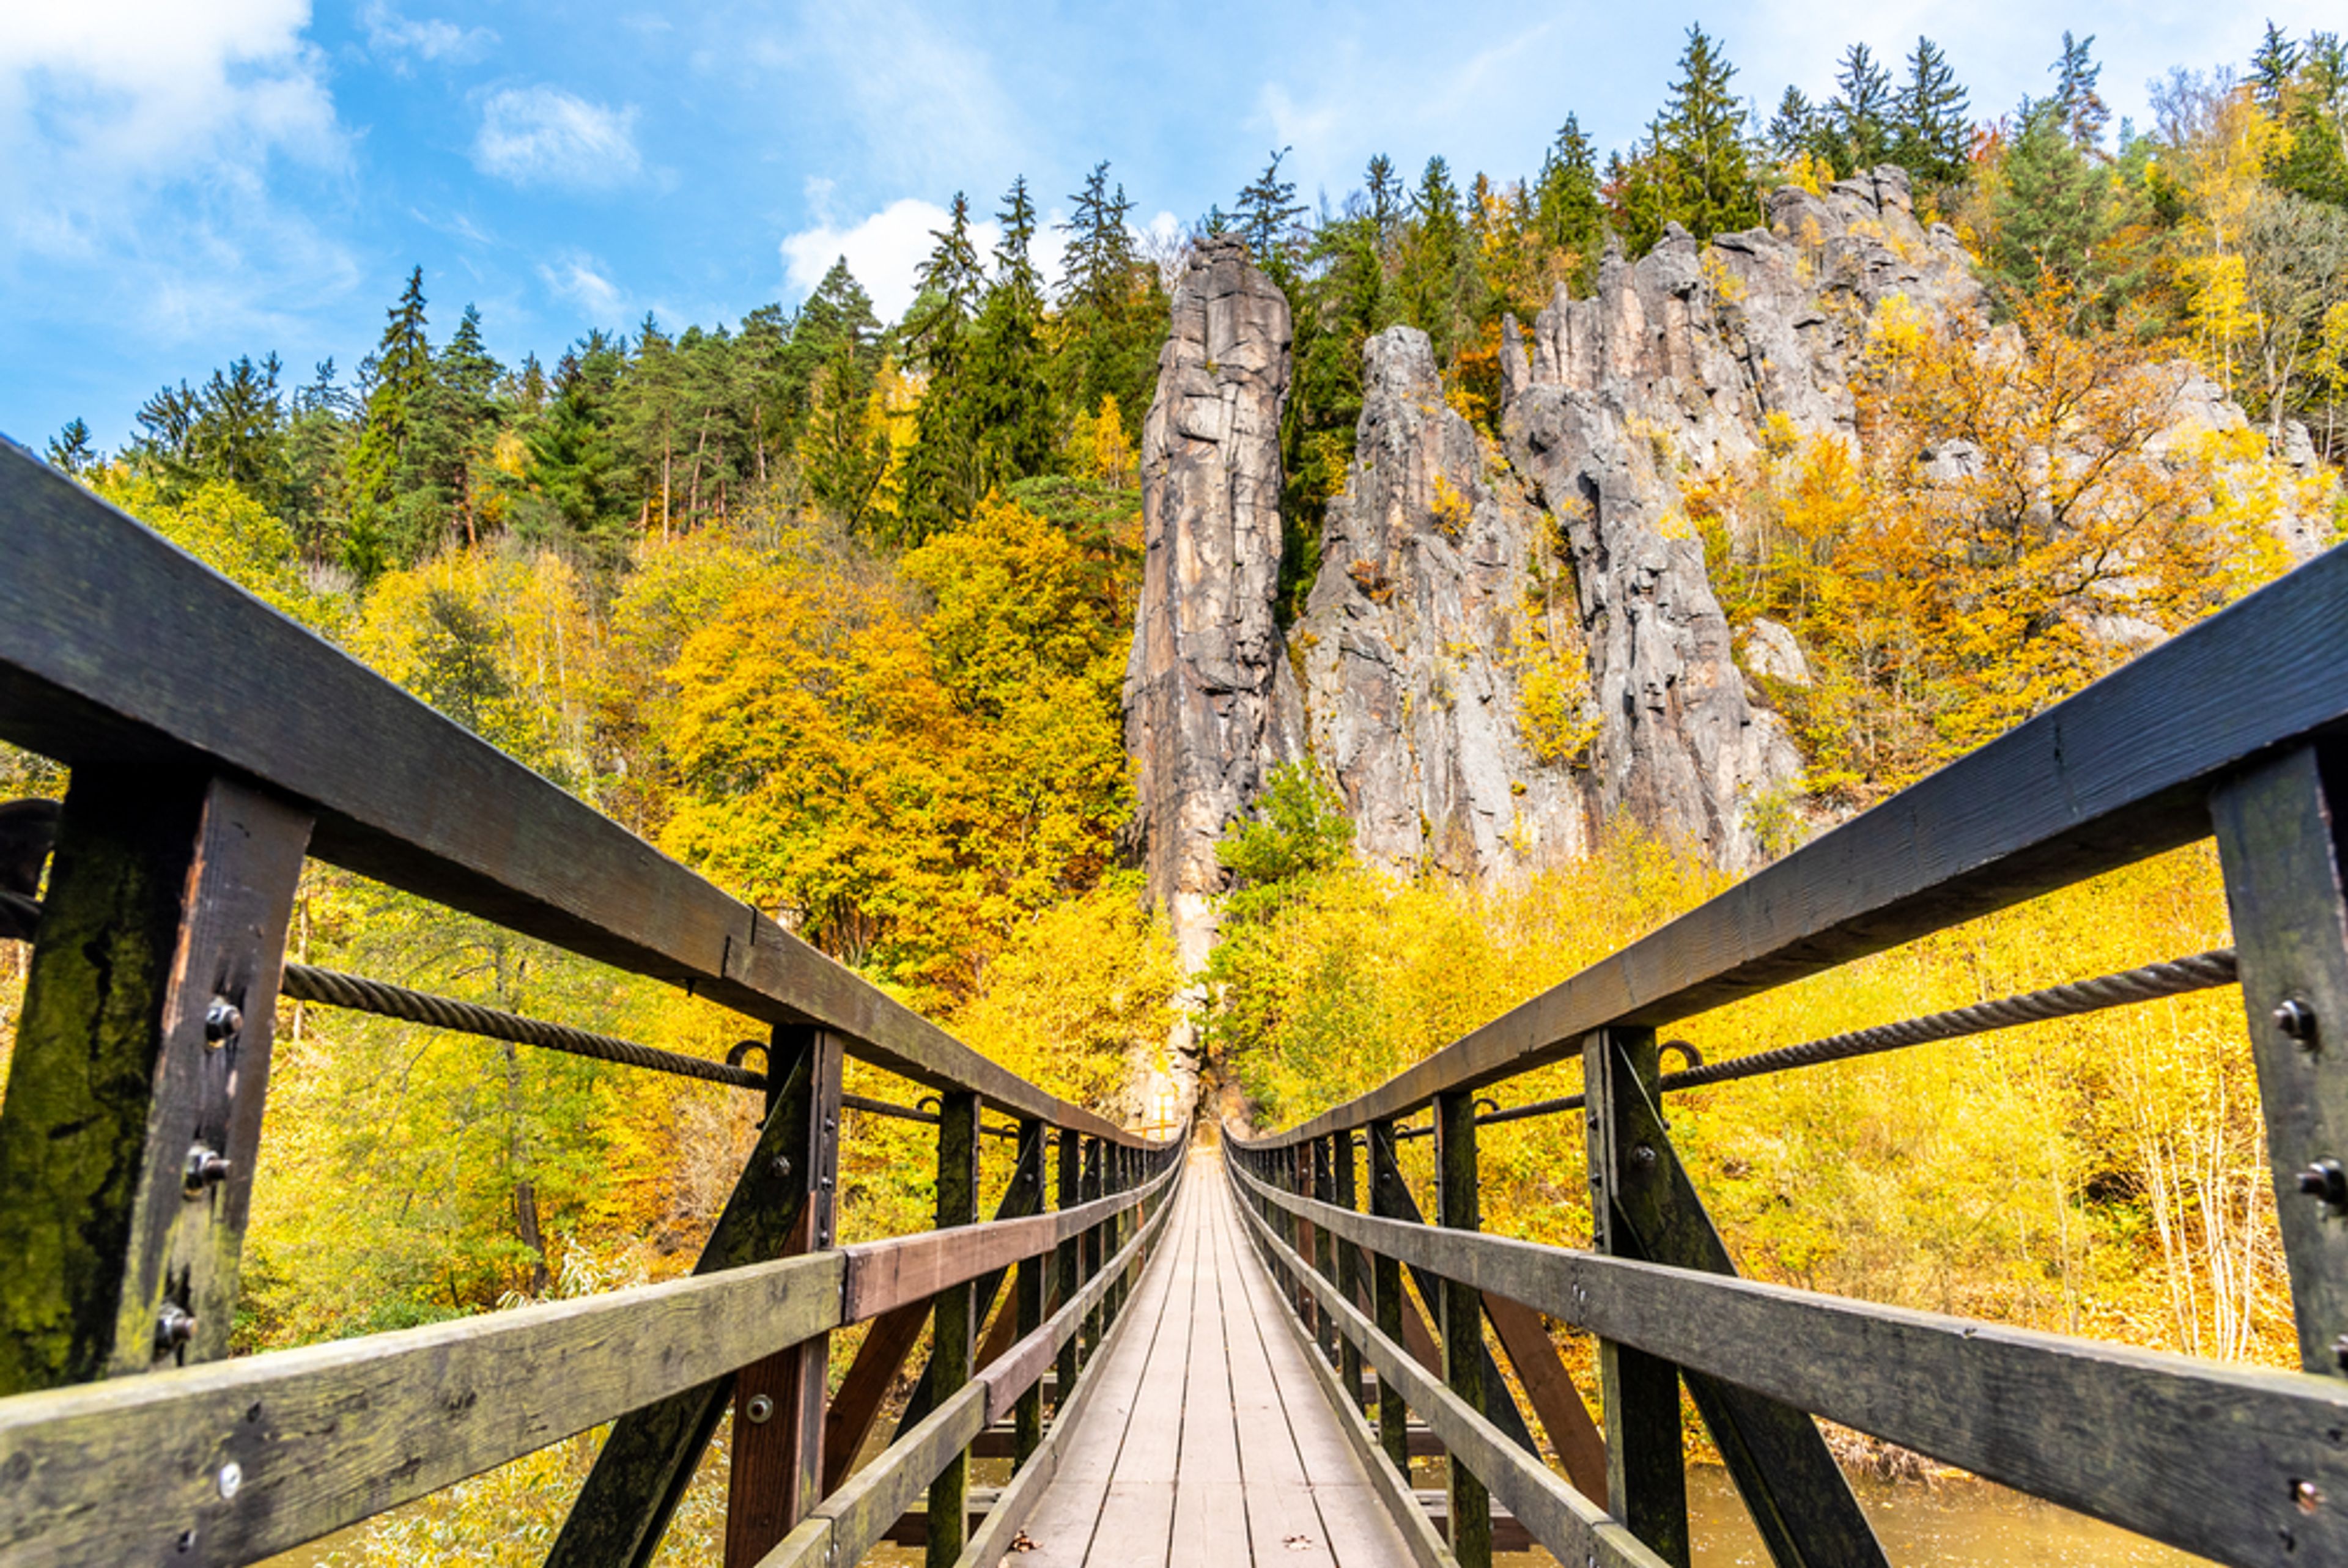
xmin=1123 ymin=237 xmax=1304 ymax=971
xmin=1294 ymin=327 xmax=1592 ymax=878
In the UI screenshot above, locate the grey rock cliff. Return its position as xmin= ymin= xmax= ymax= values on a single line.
xmin=1295 ymin=327 xmax=1592 ymax=879
xmin=1123 ymin=237 xmax=1304 ymax=970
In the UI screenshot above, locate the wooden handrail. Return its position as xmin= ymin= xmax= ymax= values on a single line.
xmin=0 ymin=447 xmax=1158 ymax=1143
xmin=1235 ymin=539 xmax=2348 ymax=1147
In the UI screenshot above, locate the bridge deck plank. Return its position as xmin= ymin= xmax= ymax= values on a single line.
xmin=1013 ymin=1150 xmax=1415 ymax=1567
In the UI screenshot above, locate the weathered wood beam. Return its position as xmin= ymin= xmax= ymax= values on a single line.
xmin=0 ymin=770 xmax=309 ymax=1396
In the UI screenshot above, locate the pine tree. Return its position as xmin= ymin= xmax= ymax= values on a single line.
xmin=1653 ymin=24 xmax=1763 ymax=240
xmin=1894 ymin=37 xmax=1973 ymax=189
xmin=897 ymin=196 xmax=991 ymax=541
xmin=1767 ymin=87 xmax=1820 ymax=166
xmin=1828 ymin=42 xmax=1896 ymax=174
xmin=2050 ymin=32 xmax=2110 ymax=151
xmin=1364 ymin=154 xmax=1404 ymax=243
xmin=2251 ymin=23 xmax=2300 ymax=112
xmin=1986 ymin=99 xmax=2116 ymax=301
xmin=1534 ymin=115 xmax=1604 ymax=268
xmin=46 ymin=419 xmax=95 ymax=476
xmin=1056 ymin=161 xmax=1157 ymax=444
xmin=347 ymin=267 xmax=436 ymax=576
xmin=1235 ymin=146 xmax=1308 ymax=274
xmin=1398 ymin=156 xmax=1468 ymax=356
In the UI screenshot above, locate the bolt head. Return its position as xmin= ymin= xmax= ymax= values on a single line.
xmin=2301 ymin=1160 xmax=2348 ymax=1207
xmin=2331 ymin=1334 xmax=2348 ymax=1372
xmin=745 ymin=1394 xmax=775 ymax=1424
xmin=204 ymin=998 xmax=243 ymax=1043
xmin=155 ymin=1303 xmax=198 ymax=1355
xmin=770 ymin=1155 xmax=792 ymax=1180
xmin=2277 ymin=998 xmax=2320 ymax=1045
xmin=217 ymin=1462 xmax=243 ymax=1500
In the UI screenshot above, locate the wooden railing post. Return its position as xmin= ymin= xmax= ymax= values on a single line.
xmin=2214 ymin=746 xmax=2348 ymax=1377
xmin=1014 ymin=1118 xmax=1047 ymax=1468
xmin=1313 ymin=1135 xmax=1340 ymax=1364
xmin=1434 ymin=1090 xmax=1491 ymax=1568
xmin=1367 ymin=1119 xmax=1411 ymax=1471
xmin=1588 ymin=1025 xmax=1886 ymax=1568
xmin=548 ymin=1032 xmax=838 ymax=1567
xmin=1080 ymin=1136 xmax=1104 ymax=1361
xmin=1055 ymin=1127 xmax=1082 ymax=1407
xmin=1334 ymin=1132 xmax=1365 ymax=1408
xmin=1587 ymin=1026 xmax=1688 ymax=1566
xmin=0 ymin=771 xmax=311 ymax=1397
xmin=723 ymin=1026 xmax=843 ymax=1564
xmin=926 ymin=1090 xmax=980 ymax=1567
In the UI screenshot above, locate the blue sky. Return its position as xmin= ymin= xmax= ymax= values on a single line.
xmin=1 ymin=1 xmax=2331 ymax=451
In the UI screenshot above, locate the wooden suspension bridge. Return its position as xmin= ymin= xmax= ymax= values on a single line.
xmin=4 ymin=436 xmax=2348 ymax=1567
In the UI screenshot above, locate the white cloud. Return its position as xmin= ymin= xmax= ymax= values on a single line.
xmin=0 ymin=0 xmax=353 ymax=344
xmin=783 ymin=199 xmax=960 ymax=322
xmin=474 ymin=86 xmax=641 ymax=190
xmin=363 ymin=2 xmax=495 ymax=67
xmin=780 ymin=196 xmax=1073 ymax=324
xmin=539 ymin=252 xmax=625 ymax=321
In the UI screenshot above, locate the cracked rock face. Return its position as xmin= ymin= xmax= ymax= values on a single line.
xmin=1296 ymin=326 xmax=1591 ymax=880
xmin=1123 ymin=237 xmax=1304 ymax=970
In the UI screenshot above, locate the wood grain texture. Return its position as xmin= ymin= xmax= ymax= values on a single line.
xmin=1433 ymin=1092 xmax=1491 ymax=1568
xmin=1482 ymin=1292 xmax=1608 ymax=1506
xmin=2213 ymin=745 xmax=2348 ymax=1375
xmin=840 ymin=1161 xmax=1175 ymax=1322
xmin=1225 ymin=538 xmax=2348 ymax=1147
xmin=892 ymin=1125 xmax=1052 ymax=1437
xmin=1227 ymin=1169 xmax=1666 ymax=1568
xmin=0 ymin=447 xmax=1157 ymax=1145
xmin=0 ymin=1252 xmax=841 ymax=1566
xmin=1233 ymin=1154 xmax=2348 ymax=1568
xmin=0 ymin=771 xmax=310 ymax=1395
xmin=547 ymin=1048 xmax=824 ymax=1568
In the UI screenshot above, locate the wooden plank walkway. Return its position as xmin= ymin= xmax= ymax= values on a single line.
xmin=1010 ymin=1148 xmax=1416 ymax=1567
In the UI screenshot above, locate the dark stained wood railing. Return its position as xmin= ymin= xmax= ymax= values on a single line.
xmin=0 ymin=443 xmax=1188 ymax=1567
xmin=1228 ymin=535 xmax=2348 ymax=1568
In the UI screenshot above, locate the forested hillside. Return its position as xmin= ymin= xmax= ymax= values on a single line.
xmin=5 ymin=20 xmax=2348 ymax=1553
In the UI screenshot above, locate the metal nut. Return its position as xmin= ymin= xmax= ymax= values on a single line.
xmin=217 ymin=1462 xmax=243 ymax=1500
xmin=2278 ymin=998 xmax=2320 ymax=1046
xmin=184 ymin=1144 xmax=232 ymax=1194
xmin=745 ymin=1394 xmax=775 ymax=1424
xmin=770 ymin=1155 xmax=792 ymax=1179
xmin=2297 ymin=1478 xmax=2325 ymax=1514
xmin=2300 ymin=1159 xmax=2348 ymax=1209
xmin=155 ymin=1303 xmax=198 ymax=1355
xmin=204 ymin=998 xmax=243 ymax=1043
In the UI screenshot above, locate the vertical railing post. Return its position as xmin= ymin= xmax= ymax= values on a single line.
xmin=1102 ymin=1142 xmax=1127 ymax=1330
xmin=926 ymin=1091 xmax=979 ymax=1567
xmin=1434 ymin=1091 xmax=1491 ymax=1568
xmin=1312 ymin=1135 xmax=1339 ymax=1364
xmin=1292 ymin=1144 xmax=1316 ymax=1328
xmin=2213 ymin=746 xmax=2348 ymax=1375
xmin=1334 ymin=1131 xmax=1365 ymax=1410
xmin=1368 ymin=1119 xmax=1411 ymax=1472
xmin=1080 ymin=1137 xmax=1104 ymax=1360
xmin=723 ymin=1027 xmax=843 ymax=1564
xmin=1586 ymin=1027 xmax=1689 ymax=1567
xmin=0 ymin=771 xmax=311 ymax=1396
xmin=1013 ymin=1118 xmax=1047 ymax=1468
xmin=1055 ymin=1128 xmax=1081 ymax=1408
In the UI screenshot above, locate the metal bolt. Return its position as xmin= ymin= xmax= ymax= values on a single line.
xmin=204 ymin=998 xmax=242 ymax=1043
xmin=2300 ymin=1159 xmax=2348 ymax=1209
xmin=1633 ymin=1144 xmax=1658 ymax=1168
xmin=745 ymin=1394 xmax=775 ymax=1424
xmin=184 ymin=1144 xmax=232 ymax=1194
xmin=2278 ymin=999 xmax=2320 ymax=1047
xmin=217 ymin=1462 xmax=243 ymax=1501
xmin=2334 ymin=1334 xmax=2348 ymax=1373
xmin=155 ymin=1303 xmax=197 ymax=1355
xmin=770 ymin=1155 xmax=792 ymax=1179
xmin=2297 ymin=1479 xmax=2325 ymax=1514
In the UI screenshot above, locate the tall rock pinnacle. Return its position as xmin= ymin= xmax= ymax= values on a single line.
xmin=1123 ymin=237 xmax=1304 ymax=974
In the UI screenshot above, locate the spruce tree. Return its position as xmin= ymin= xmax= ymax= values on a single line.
xmin=1057 ymin=161 xmax=1157 ymax=442
xmin=1828 ymin=43 xmax=1896 ymax=174
xmin=1767 ymin=87 xmax=1820 ymax=166
xmin=1364 ymin=154 xmax=1404 ymax=243
xmin=1653 ymin=24 xmax=1762 ymax=241
xmin=2251 ymin=23 xmax=2299 ymax=112
xmin=347 ymin=267 xmax=435 ymax=576
xmin=2050 ymin=32 xmax=2110 ymax=151
xmin=46 ymin=419 xmax=95 ymax=476
xmin=1987 ymin=99 xmax=2115 ymax=301
xmin=1894 ymin=37 xmax=1973 ymax=189
xmin=1534 ymin=115 xmax=1604 ymax=267
xmin=1235 ymin=147 xmax=1308 ymax=275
